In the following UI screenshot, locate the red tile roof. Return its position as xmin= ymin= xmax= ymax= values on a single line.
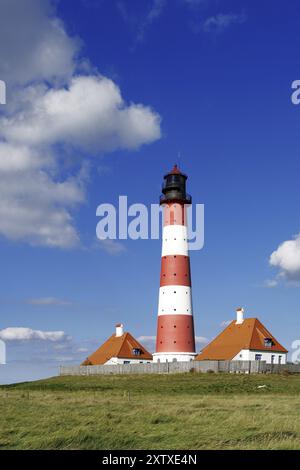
xmin=81 ymin=331 xmax=152 ymax=365
xmin=196 ymin=318 xmax=288 ymax=361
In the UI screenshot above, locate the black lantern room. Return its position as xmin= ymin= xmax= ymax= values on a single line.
xmin=160 ymin=165 xmax=191 ymax=205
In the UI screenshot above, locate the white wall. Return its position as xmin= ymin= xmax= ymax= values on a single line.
xmin=153 ymin=352 xmax=196 ymax=363
xmin=232 ymin=349 xmax=287 ymax=364
xmin=105 ymin=357 xmax=152 ymax=365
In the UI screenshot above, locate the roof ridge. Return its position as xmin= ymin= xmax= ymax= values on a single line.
xmin=115 ymin=332 xmax=128 ymax=357
xmin=200 ymin=320 xmax=235 ymax=352
xmin=253 ymin=318 xmax=288 ymax=352
xmin=245 ymin=318 xmax=257 ymax=349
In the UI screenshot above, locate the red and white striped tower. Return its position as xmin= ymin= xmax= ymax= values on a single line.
xmin=153 ymin=165 xmax=196 ymax=363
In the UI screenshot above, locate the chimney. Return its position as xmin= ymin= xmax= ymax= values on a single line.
xmin=115 ymin=323 xmax=124 ymax=337
xmin=236 ymin=308 xmax=244 ymax=324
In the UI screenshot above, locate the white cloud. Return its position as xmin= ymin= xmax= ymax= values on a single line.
xmin=26 ymin=297 xmax=72 ymax=306
xmin=0 ymin=0 xmax=80 ymax=86
xmin=195 ymin=336 xmax=209 ymax=345
xmin=118 ymin=0 xmax=166 ymax=45
xmin=202 ymin=12 xmax=246 ymax=34
xmin=97 ymin=239 xmax=127 ymax=255
xmin=264 ymin=279 xmax=278 ymax=288
xmin=137 ymin=335 xmax=156 ymax=343
xmin=220 ymin=320 xmax=231 ymax=327
xmin=0 ymin=327 xmax=69 ymax=342
xmin=270 ymin=234 xmax=300 ymax=281
xmin=137 ymin=0 xmax=166 ymax=43
xmin=0 ymin=1 xmax=161 ymax=248
xmin=0 ymin=159 xmax=85 ymax=247
xmin=54 ymin=355 xmax=74 ymax=362
xmin=0 ymin=143 xmax=41 ymax=172
xmin=2 ymin=76 xmax=160 ymax=152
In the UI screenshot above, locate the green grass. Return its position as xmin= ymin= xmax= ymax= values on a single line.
xmin=1 ymin=373 xmax=300 ymax=450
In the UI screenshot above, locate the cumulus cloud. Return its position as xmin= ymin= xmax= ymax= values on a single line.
xmin=26 ymin=297 xmax=72 ymax=306
xmin=0 ymin=0 xmax=161 ymax=249
xmin=0 ymin=327 xmax=69 ymax=342
xmin=202 ymin=12 xmax=246 ymax=34
xmin=269 ymin=234 xmax=300 ymax=281
xmin=0 ymin=0 xmax=80 ymax=86
xmin=2 ymin=76 xmax=160 ymax=152
xmin=0 ymin=158 xmax=86 ymax=247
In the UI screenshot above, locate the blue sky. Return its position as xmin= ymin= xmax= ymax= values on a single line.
xmin=1 ymin=0 xmax=300 ymax=384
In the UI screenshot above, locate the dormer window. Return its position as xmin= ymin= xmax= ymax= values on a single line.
xmin=264 ymin=338 xmax=273 ymax=348
xmin=132 ymin=348 xmax=142 ymax=356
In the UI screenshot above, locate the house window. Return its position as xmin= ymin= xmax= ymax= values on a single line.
xmin=124 ymin=360 xmax=130 ymax=364
xmin=132 ymin=348 xmax=142 ymax=356
xmin=255 ymin=354 xmax=262 ymax=361
xmin=271 ymin=355 xmax=275 ymax=364
xmin=264 ymin=338 xmax=273 ymax=348
xmin=278 ymin=356 xmax=282 ymax=364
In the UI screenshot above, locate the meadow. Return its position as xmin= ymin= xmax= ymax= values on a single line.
xmin=1 ymin=373 xmax=300 ymax=450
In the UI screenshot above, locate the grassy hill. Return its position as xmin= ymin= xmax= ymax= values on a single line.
xmin=1 ymin=373 xmax=300 ymax=450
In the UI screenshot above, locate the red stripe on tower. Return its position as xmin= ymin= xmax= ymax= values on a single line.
xmin=153 ymin=165 xmax=196 ymax=363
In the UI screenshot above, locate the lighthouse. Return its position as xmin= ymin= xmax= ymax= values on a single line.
xmin=153 ymin=165 xmax=196 ymax=363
